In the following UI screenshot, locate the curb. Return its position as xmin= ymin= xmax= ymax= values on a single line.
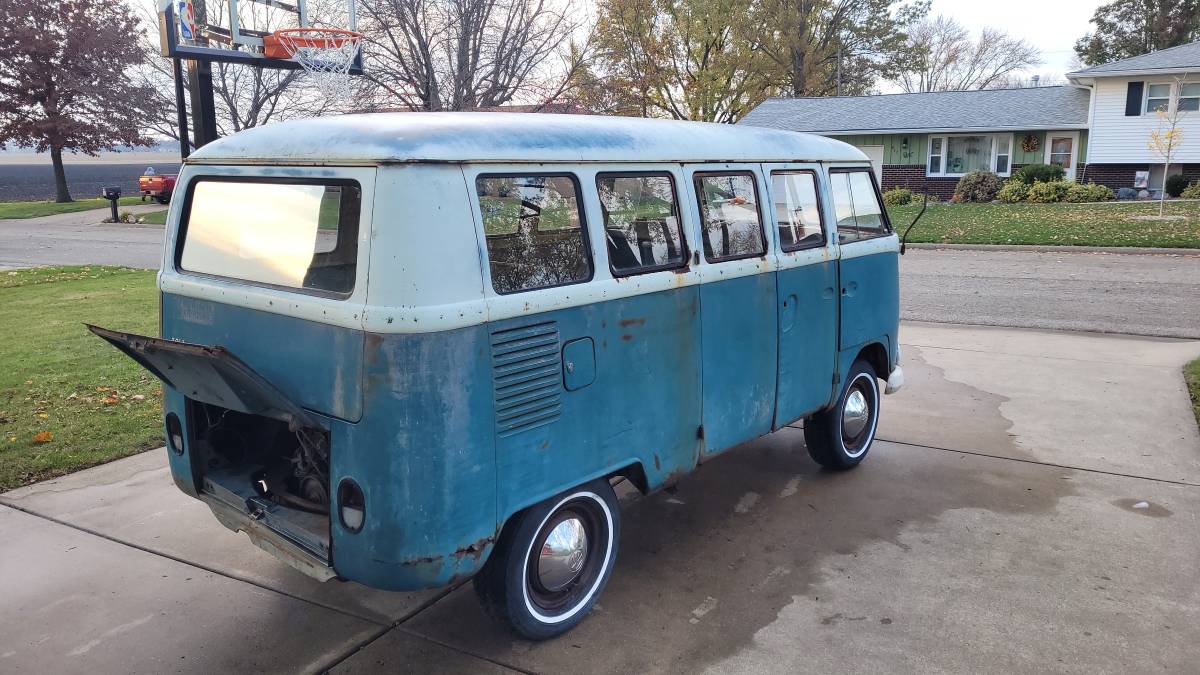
xmin=906 ymin=243 xmax=1200 ymax=256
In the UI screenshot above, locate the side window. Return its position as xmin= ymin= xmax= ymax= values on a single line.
xmin=771 ymin=171 xmax=824 ymax=251
xmin=693 ymin=172 xmax=765 ymax=262
xmin=847 ymin=171 xmax=888 ymax=238
xmin=829 ymin=170 xmax=890 ymax=243
xmin=476 ymin=174 xmax=591 ymax=294
xmin=596 ymin=173 xmax=687 ymax=275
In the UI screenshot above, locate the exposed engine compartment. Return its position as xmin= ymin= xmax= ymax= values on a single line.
xmin=189 ymin=400 xmax=332 ymax=558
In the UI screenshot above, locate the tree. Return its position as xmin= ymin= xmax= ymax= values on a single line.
xmin=749 ymin=0 xmax=928 ymax=98
xmin=357 ymin=0 xmax=585 ymax=111
xmin=892 ymin=15 xmax=1041 ymax=92
xmin=1148 ymin=74 xmax=1190 ymax=216
xmin=0 ymin=0 xmax=155 ymax=202
xmin=593 ymin=0 xmax=778 ymax=122
xmin=1074 ymin=0 xmax=1200 ymax=67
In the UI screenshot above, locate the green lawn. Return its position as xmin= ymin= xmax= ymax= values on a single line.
xmin=0 ymin=267 xmax=161 ymax=491
xmin=140 ymin=210 xmax=169 ymax=225
xmin=1186 ymin=358 xmax=1200 ymax=432
xmin=888 ymin=200 xmax=1200 ymax=248
xmin=0 ymin=196 xmax=146 ymax=220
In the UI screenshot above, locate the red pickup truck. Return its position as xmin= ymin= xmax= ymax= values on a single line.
xmin=138 ymin=172 xmax=177 ymax=204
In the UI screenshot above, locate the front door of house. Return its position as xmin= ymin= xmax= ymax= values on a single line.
xmin=1045 ymin=133 xmax=1078 ymax=180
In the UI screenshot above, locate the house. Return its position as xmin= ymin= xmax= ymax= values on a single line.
xmin=738 ymin=40 xmax=1200 ymax=197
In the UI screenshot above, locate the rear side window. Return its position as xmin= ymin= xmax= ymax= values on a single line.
xmin=771 ymin=171 xmax=824 ymax=250
xmin=476 ymin=175 xmax=592 ymax=294
xmin=829 ymin=170 xmax=890 ymax=243
xmin=178 ymin=179 xmax=360 ymax=295
xmin=597 ymin=173 xmax=686 ymax=275
xmin=693 ymin=172 xmax=765 ymax=262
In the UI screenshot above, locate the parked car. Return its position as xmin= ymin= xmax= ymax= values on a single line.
xmin=138 ymin=170 xmax=177 ymax=204
xmin=90 ymin=113 xmax=903 ymax=640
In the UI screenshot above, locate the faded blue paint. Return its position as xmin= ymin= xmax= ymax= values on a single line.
xmin=562 ymin=338 xmax=597 ymax=391
xmin=162 ymin=294 xmax=364 ymax=422
xmin=838 ymin=249 xmax=899 ymax=352
xmin=699 ymin=273 xmax=778 ymax=454
xmin=774 ymin=260 xmax=839 ymax=426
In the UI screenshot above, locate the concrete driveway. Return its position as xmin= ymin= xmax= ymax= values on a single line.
xmin=3 ymin=322 xmax=1198 ymax=674
xmin=0 ymin=206 xmax=164 ymax=271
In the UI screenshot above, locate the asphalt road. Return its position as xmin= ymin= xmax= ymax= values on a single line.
xmin=3 ymin=208 xmax=1200 ymax=337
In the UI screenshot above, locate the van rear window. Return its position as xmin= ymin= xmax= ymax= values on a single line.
xmin=178 ymin=179 xmax=361 ymax=295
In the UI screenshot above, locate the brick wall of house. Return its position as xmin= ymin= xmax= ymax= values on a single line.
xmin=1078 ymin=163 xmax=1145 ymax=189
xmin=880 ymin=166 xmax=960 ymax=199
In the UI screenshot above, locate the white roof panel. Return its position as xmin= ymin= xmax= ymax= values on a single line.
xmin=187 ymin=112 xmax=869 ymax=164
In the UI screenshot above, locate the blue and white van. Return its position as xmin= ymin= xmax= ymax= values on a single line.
xmin=93 ymin=113 xmax=904 ymax=639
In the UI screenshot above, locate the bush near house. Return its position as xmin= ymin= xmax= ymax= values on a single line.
xmin=997 ymin=180 xmax=1029 ymax=203
xmin=882 ymin=187 xmax=915 ymax=206
xmin=1012 ymin=163 xmax=1066 ymax=185
xmin=1025 ymin=180 xmax=1072 ymax=203
xmin=1064 ymin=183 xmax=1116 ymax=203
xmin=1182 ymin=181 xmax=1200 ymax=199
xmin=1166 ymin=174 xmax=1189 ymax=198
xmin=954 ymin=170 xmax=1001 ymax=203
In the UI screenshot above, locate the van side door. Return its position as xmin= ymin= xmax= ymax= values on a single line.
xmin=760 ymin=164 xmax=839 ymax=425
xmin=684 ymin=164 xmax=778 ymax=455
xmin=827 ymin=168 xmax=900 ymax=354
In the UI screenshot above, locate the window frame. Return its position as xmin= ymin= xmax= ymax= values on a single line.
xmin=1178 ymin=82 xmax=1200 ymax=112
xmin=174 ymin=175 xmax=363 ymax=300
xmin=926 ymin=133 xmax=1011 ymax=178
xmin=828 ymin=167 xmax=894 ymax=244
xmin=595 ymin=170 xmax=690 ymax=278
xmin=691 ymin=170 xmax=768 ymax=264
xmin=769 ymin=169 xmax=827 ymax=253
xmin=475 ymin=171 xmax=595 ymax=296
xmin=1145 ymin=82 xmax=1172 ymax=113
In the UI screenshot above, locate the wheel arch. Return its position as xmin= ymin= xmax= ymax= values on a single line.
xmin=855 ymin=340 xmax=890 ymax=380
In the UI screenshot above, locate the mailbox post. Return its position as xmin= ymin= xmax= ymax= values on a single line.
xmin=101 ymin=186 xmax=122 ymax=223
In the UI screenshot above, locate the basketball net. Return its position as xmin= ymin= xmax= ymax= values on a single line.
xmin=267 ymin=29 xmax=362 ymax=101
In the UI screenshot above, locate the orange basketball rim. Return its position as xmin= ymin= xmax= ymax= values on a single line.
xmin=263 ymin=28 xmax=362 ymax=60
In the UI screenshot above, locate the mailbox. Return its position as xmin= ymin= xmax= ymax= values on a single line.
xmin=101 ymin=186 xmax=123 ymax=200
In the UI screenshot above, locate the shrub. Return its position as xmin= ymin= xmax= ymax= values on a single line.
xmin=1165 ymin=174 xmax=1189 ymax=198
xmin=882 ymin=187 xmax=915 ymax=206
xmin=954 ymin=170 xmax=1002 ymax=202
xmin=1064 ymin=182 xmax=1115 ymax=203
xmin=1026 ymin=180 xmax=1071 ymax=203
xmin=1012 ymin=163 xmax=1066 ymax=185
xmin=997 ymin=180 xmax=1029 ymax=203
xmin=1182 ymin=181 xmax=1200 ymax=199
xmin=1116 ymin=187 xmax=1138 ymax=200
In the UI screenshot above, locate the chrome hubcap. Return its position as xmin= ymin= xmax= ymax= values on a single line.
xmin=537 ymin=517 xmax=589 ymax=592
xmin=842 ymin=389 xmax=870 ymax=440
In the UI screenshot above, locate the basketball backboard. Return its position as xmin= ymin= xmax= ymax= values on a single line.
xmin=157 ymin=0 xmax=361 ymax=72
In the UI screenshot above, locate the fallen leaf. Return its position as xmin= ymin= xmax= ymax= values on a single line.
xmin=101 ymin=395 xmax=120 ymax=405
xmin=66 ymin=393 xmax=78 ymax=400
xmin=131 ymin=394 xmax=146 ymax=401
xmin=36 ymin=413 xmax=49 ymax=419
xmin=33 ymin=431 xmax=53 ymax=444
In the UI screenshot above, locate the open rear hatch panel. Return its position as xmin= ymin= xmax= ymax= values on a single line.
xmin=88 ymin=325 xmax=334 ymax=568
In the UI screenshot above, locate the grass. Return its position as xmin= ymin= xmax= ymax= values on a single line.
xmin=887 ymin=200 xmax=1200 ymax=248
xmin=0 ymin=266 xmax=161 ymax=492
xmin=140 ymin=210 xmax=169 ymax=225
xmin=1186 ymin=358 xmax=1200 ymax=433
xmin=0 ymin=196 xmax=146 ymax=220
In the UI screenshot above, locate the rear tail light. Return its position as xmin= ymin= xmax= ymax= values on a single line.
xmin=166 ymin=413 xmax=184 ymax=455
xmin=338 ymin=478 xmax=365 ymax=533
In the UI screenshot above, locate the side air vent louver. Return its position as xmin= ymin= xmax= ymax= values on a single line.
xmin=490 ymin=321 xmax=562 ymax=437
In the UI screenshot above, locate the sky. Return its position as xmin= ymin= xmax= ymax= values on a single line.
xmin=924 ymin=0 xmax=1106 ymax=83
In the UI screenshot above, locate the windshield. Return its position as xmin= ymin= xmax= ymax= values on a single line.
xmin=178 ymin=179 xmax=361 ymax=295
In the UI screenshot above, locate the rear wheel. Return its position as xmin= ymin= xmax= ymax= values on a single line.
xmin=804 ymin=358 xmax=880 ymax=470
xmin=474 ymin=478 xmax=620 ymax=640
xmin=156 ymin=192 xmax=171 ymax=205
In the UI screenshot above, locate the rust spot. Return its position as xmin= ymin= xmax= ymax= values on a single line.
xmin=619 ymin=317 xmax=646 ymax=328
xmin=653 ymin=453 xmax=661 ymax=471
xmin=621 ymin=334 xmax=633 ymax=341
xmin=453 ymin=536 xmax=495 ymax=561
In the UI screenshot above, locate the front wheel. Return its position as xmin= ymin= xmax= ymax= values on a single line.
xmin=804 ymin=358 xmax=880 ymax=470
xmin=473 ymin=478 xmax=620 ymax=640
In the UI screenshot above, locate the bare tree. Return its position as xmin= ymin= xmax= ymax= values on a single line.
xmin=357 ymin=0 xmax=585 ymax=111
xmin=893 ymin=15 xmax=1042 ymax=93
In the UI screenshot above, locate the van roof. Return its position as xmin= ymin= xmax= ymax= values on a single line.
xmin=186 ymin=112 xmax=870 ymax=164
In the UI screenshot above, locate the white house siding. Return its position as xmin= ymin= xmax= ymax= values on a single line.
xmin=1087 ymin=75 xmax=1200 ymax=163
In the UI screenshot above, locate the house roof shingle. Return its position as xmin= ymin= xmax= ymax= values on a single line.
xmin=1068 ymin=40 xmax=1200 ymax=77
xmin=737 ymin=86 xmax=1091 ymax=134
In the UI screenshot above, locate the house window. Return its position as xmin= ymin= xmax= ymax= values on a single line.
xmin=995 ymin=135 xmax=1011 ymax=175
xmin=927 ymin=134 xmax=1010 ymax=177
xmin=1180 ymin=83 xmax=1200 ymax=112
xmin=1146 ymin=84 xmax=1171 ymax=113
xmin=928 ymin=138 xmax=943 ymax=174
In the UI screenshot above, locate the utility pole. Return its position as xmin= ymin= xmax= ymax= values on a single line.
xmin=836 ymin=40 xmax=843 ymax=96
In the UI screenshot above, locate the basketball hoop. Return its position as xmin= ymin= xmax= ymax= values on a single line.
xmin=264 ymin=28 xmax=362 ymax=100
